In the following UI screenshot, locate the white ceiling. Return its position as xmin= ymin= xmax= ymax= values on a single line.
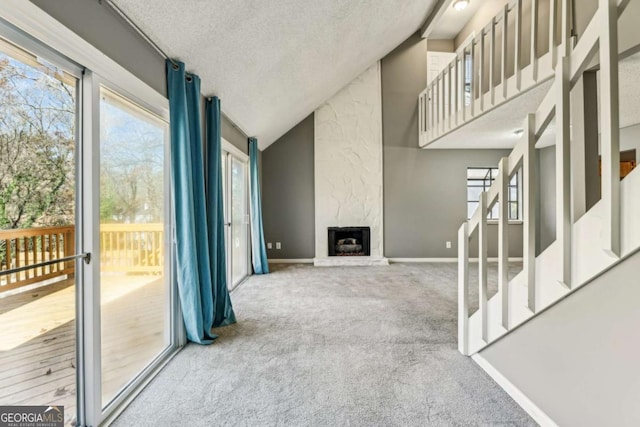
xmin=617 ymin=50 xmax=640 ymax=129
xmin=426 ymin=80 xmax=555 ymax=149
xmin=428 ymin=0 xmax=505 ymax=40
xmin=112 ymin=0 xmax=438 ymax=149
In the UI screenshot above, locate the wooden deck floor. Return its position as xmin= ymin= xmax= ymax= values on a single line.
xmin=0 ymin=274 xmax=166 ymax=426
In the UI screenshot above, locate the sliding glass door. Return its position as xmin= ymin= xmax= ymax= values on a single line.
xmin=0 ymin=20 xmax=176 ymax=427
xmin=0 ymin=34 xmax=82 ymax=427
xmin=98 ymin=88 xmax=171 ymax=408
xmin=222 ymin=143 xmax=249 ymax=289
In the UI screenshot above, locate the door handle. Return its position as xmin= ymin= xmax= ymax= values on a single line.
xmin=0 ymin=252 xmax=91 ymax=277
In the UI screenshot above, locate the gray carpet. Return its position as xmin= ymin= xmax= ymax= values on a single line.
xmin=112 ymin=263 xmax=535 ymax=426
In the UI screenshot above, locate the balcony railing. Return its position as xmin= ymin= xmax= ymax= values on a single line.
xmin=1 ymin=223 xmax=164 ymax=293
xmin=419 ymin=0 xmax=571 ymax=147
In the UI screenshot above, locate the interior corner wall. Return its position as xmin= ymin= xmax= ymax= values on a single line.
xmin=222 ymin=115 xmax=249 ymax=154
xmin=262 ymin=114 xmax=315 ymax=259
xmin=382 ymin=33 xmax=523 ymax=259
xmin=30 ymin=0 xmax=166 ymax=97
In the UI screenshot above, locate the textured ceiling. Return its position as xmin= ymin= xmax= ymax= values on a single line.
xmin=618 ymin=50 xmax=640 ymax=129
xmin=428 ymin=0 xmax=492 ymax=40
xmin=112 ymin=0 xmax=437 ymax=149
xmin=426 ymin=80 xmax=555 ymax=149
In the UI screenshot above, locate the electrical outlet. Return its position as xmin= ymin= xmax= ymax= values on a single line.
xmin=276 ymin=242 xmax=282 ymax=250
xmin=267 ymin=242 xmax=273 ymax=249
xmin=446 ymin=241 xmax=452 ymax=249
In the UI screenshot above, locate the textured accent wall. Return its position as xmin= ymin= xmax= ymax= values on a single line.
xmin=314 ymin=62 xmax=384 ymax=259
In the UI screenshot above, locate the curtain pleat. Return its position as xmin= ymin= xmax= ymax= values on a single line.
xmin=167 ymin=60 xmax=235 ymax=343
xmin=206 ymin=97 xmax=236 ymax=327
xmin=249 ymin=138 xmax=269 ymax=274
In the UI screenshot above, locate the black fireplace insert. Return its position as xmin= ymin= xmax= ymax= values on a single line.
xmin=328 ymin=227 xmax=370 ymax=256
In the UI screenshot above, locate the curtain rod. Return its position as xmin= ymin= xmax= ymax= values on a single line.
xmin=99 ymin=0 xmax=250 ymax=138
xmin=100 ymin=0 xmax=178 ymax=68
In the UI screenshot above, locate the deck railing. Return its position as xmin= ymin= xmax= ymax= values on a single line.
xmin=0 ymin=225 xmax=75 ymax=293
xmin=1 ymin=223 xmax=164 ymax=293
xmin=100 ymin=223 xmax=164 ymax=274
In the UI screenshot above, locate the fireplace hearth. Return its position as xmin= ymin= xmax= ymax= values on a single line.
xmin=328 ymin=227 xmax=370 ymax=257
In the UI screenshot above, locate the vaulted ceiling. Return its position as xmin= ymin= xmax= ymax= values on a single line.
xmin=112 ymin=0 xmax=438 ymax=149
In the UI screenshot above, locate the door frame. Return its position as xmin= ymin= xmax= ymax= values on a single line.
xmin=0 ymin=4 xmax=182 ymax=426
xmin=84 ymin=72 xmax=180 ymax=426
xmin=222 ymin=138 xmax=251 ymax=289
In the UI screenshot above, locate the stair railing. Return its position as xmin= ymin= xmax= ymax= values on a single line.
xmin=458 ymin=0 xmax=628 ymax=355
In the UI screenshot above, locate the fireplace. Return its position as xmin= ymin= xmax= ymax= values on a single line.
xmin=328 ymin=227 xmax=371 ymax=256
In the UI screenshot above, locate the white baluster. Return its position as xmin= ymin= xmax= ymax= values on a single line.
xmin=523 ymin=113 xmax=537 ymax=312
xmin=599 ymin=0 xmax=621 ymax=258
xmin=556 ymin=56 xmax=572 ymax=288
xmin=498 ymin=156 xmax=510 ymax=329
xmin=514 ymin=0 xmax=522 ymax=90
xmin=479 ymin=191 xmax=488 ymax=342
xmin=458 ymin=222 xmax=469 ymax=355
xmin=531 ymin=0 xmax=539 ymax=81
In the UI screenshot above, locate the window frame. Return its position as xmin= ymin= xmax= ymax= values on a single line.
xmin=467 ymin=167 xmax=522 ymax=223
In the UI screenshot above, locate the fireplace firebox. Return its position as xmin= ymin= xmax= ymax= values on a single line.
xmin=328 ymin=227 xmax=370 ymax=256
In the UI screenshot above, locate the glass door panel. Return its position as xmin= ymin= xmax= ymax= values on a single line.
xmin=98 ymin=88 xmax=170 ymax=406
xmin=0 ymin=37 xmax=79 ymax=426
xmin=230 ymin=156 xmax=248 ymax=288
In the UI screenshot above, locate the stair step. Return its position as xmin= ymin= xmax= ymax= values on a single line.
xmin=467 ymin=165 xmax=640 ymax=354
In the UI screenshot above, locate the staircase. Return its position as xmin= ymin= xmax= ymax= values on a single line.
xmin=445 ymin=0 xmax=636 ymax=356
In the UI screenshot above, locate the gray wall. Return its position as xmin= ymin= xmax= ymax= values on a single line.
xmin=30 ymin=0 xmax=166 ymax=97
xmin=382 ymin=33 xmax=523 ymax=258
xmin=262 ymin=114 xmax=315 ymax=259
xmin=480 ymin=249 xmax=640 ymax=426
xmin=537 ymin=146 xmax=556 ymax=255
xmin=222 ymin=115 xmax=249 ymax=154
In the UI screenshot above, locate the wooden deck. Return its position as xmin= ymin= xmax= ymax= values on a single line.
xmin=0 ymin=274 xmax=166 ymax=426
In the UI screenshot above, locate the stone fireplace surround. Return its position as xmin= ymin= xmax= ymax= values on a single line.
xmin=313 ymin=62 xmax=388 ymax=267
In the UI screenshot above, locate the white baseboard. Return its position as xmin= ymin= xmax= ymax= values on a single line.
xmin=388 ymin=257 xmax=523 ymax=263
xmin=389 ymin=258 xmax=458 ymax=263
xmin=270 ymin=257 xmax=523 ymax=264
xmin=313 ymin=256 xmax=389 ymax=266
xmin=471 ymin=354 xmax=558 ymax=427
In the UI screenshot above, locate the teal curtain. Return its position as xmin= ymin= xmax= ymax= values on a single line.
xmin=249 ymin=138 xmax=269 ymax=274
xmin=166 ymin=60 xmax=234 ymax=343
xmin=205 ymin=96 xmax=236 ymax=327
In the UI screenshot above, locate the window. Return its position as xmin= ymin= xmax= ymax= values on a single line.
xmin=467 ymin=168 xmax=520 ymax=220
xmin=99 ymin=87 xmax=171 ymax=407
xmin=463 ymin=52 xmax=472 ymax=106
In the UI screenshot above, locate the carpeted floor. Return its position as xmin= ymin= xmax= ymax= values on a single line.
xmin=112 ymin=262 xmax=535 ymax=426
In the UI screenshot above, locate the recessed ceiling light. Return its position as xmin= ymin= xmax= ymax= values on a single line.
xmin=453 ymin=0 xmax=470 ymax=11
